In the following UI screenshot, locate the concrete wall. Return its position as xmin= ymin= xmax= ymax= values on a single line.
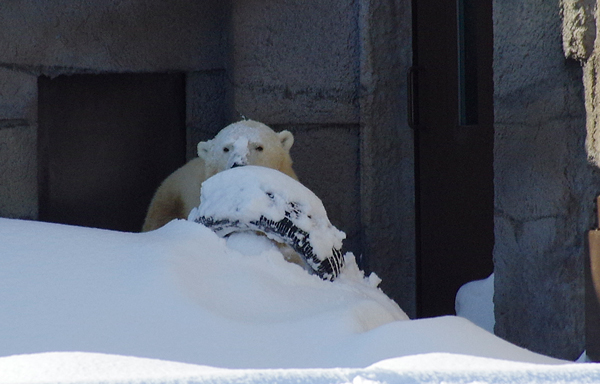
xmin=0 ymin=0 xmax=224 ymax=74
xmin=357 ymin=0 xmax=415 ymax=316
xmin=562 ymin=0 xmax=600 ymax=360
xmin=228 ymin=0 xmax=359 ymax=125
xmin=0 ymin=68 xmax=38 ymax=220
xmin=494 ymin=0 xmax=600 ymax=360
xmin=0 ymin=0 xmax=226 ymax=221
xmin=228 ymin=0 xmax=415 ymax=315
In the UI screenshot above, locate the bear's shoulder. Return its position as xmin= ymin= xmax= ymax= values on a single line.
xmin=163 ymin=157 xmax=207 ymax=209
xmin=142 ymin=157 xmax=207 ymax=231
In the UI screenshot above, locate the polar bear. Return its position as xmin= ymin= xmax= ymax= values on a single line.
xmin=142 ymin=120 xmax=298 ymax=232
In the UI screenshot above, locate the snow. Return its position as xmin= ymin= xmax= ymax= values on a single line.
xmin=2 ymin=217 xmax=591 ymax=383
xmin=3 ymin=352 xmax=600 ymax=384
xmin=0 ymin=217 xmax=409 ymax=368
xmin=207 ymin=119 xmax=270 ymax=146
xmin=455 ymin=273 xmax=495 ymax=333
xmin=189 ymin=166 xmax=345 ymax=278
xmin=0 ymin=165 xmax=597 ymax=382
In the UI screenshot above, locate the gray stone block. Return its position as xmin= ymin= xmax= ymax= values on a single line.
xmin=229 ymin=0 xmax=360 ymax=124
xmin=495 ymin=0 xmax=600 ymax=360
xmin=0 ymin=125 xmax=37 ymax=220
xmin=0 ymin=68 xmax=37 ymax=122
xmin=561 ymin=0 xmax=596 ymax=61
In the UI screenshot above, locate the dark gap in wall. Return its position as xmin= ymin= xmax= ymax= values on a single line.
xmin=38 ymin=73 xmax=186 ymax=232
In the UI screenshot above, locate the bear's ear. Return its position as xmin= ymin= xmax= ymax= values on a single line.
xmin=278 ymin=130 xmax=294 ymax=151
xmin=197 ymin=140 xmax=212 ymax=159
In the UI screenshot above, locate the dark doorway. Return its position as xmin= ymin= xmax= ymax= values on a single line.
xmin=38 ymin=73 xmax=186 ymax=232
xmin=411 ymin=0 xmax=494 ymax=317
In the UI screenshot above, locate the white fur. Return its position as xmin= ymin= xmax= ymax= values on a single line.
xmin=142 ymin=120 xmax=297 ymax=232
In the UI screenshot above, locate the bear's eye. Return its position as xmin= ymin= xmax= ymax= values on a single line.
xmin=255 ymin=145 xmax=263 ymax=152
xmin=223 ymin=147 xmax=229 ymax=153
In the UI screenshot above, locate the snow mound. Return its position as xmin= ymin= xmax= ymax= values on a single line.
xmin=0 ymin=217 xmax=409 ymax=368
xmin=0 ymin=217 xmax=563 ymax=369
xmin=455 ymin=273 xmax=495 ymax=333
xmin=190 ymin=166 xmax=346 ymax=280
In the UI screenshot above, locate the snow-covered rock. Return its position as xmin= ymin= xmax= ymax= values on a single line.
xmin=189 ymin=166 xmax=346 ymax=280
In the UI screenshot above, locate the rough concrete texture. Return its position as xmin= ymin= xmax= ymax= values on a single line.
xmin=358 ymin=0 xmax=415 ymax=317
xmin=561 ymin=0 xmax=596 ymax=61
xmin=562 ymin=0 xmax=600 ymax=167
xmin=0 ymin=68 xmax=37 ymax=123
xmin=0 ymin=68 xmax=38 ymax=220
xmin=228 ymin=0 xmax=360 ymax=125
xmin=495 ymin=0 xmax=600 ymax=360
xmin=0 ymin=0 xmax=225 ymax=74
xmin=0 ymin=125 xmax=37 ymax=220
xmin=582 ymin=59 xmax=600 ymax=165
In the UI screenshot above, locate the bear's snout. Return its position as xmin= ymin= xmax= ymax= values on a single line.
xmin=227 ymin=154 xmax=248 ymax=169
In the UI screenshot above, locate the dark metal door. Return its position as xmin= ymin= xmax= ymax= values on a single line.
xmin=38 ymin=73 xmax=186 ymax=232
xmin=412 ymin=0 xmax=494 ymax=317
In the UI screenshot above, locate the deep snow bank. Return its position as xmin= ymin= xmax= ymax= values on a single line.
xmin=0 ymin=217 xmax=562 ymax=369
xmin=0 ymin=217 xmax=409 ymax=368
xmin=2 ymin=352 xmax=599 ymax=384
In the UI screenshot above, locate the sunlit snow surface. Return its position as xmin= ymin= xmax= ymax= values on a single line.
xmin=3 ymin=352 xmax=600 ymax=384
xmin=1 ymin=162 xmax=594 ymax=383
xmin=0 ymin=217 xmax=411 ymax=367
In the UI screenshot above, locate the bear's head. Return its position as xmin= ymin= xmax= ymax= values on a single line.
xmin=197 ymin=120 xmax=297 ymax=179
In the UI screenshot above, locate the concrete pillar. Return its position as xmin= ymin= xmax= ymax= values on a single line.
xmin=493 ymin=0 xmax=600 ymax=360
